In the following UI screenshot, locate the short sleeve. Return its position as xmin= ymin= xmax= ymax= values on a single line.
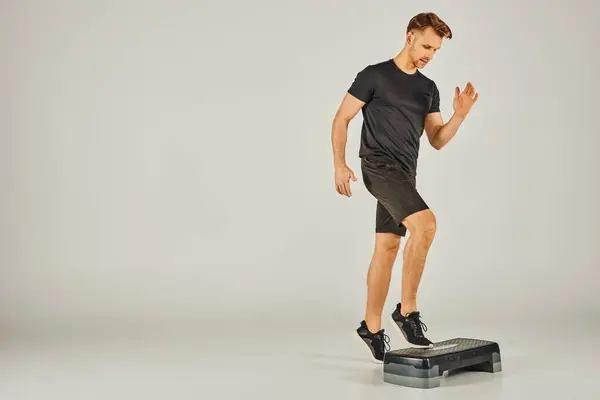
xmin=428 ymin=82 xmax=440 ymax=113
xmin=348 ymin=65 xmax=376 ymax=103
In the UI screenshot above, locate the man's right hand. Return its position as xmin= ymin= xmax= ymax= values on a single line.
xmin=334 ymin=164 xmax=358 ymax=197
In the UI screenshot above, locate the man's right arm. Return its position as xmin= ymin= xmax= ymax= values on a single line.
xmin=331 ymin=92 xmax=365 ymax=196
xmin=332 ymin=92 xmax=364 ymax=167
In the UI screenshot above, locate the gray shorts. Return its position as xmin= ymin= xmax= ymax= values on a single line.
xmin=361 ymin=157 xmax=430 ymax=237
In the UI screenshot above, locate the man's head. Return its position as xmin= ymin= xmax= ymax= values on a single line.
xmin=404 ymin=12 xmax=452 ymax=69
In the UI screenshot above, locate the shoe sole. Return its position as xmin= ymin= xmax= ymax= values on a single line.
xmin=389 ymin=315 xmax=433 ymax=349
xmin=353 ymin=332 xmax=384 ymax=364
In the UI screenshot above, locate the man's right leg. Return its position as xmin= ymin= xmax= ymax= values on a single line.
xmin=364 ymin=231 xmax=401 ymax=333
xmin=356 ymin=201 xmax=403 ymax=363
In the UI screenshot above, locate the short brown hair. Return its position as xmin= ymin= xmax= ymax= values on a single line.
xmin=407 ymin=12 xmax=452 ymax=39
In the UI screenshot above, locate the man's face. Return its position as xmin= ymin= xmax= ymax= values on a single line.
xmin=408 ymin=27 xmax=443 ymax=68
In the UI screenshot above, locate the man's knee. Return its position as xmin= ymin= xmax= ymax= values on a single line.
xmin=421 ymin=214 xmax=437 ymax=237
xmin=403 ymin=209 xmax=437 ymax=239
xmin=375 ymin=232 xmax=401 ymax=253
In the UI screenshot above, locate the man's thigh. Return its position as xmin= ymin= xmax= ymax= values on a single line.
xmin=362 ymin=159 xmax=430 ymax=233
xmin=376 ymin=201 xmax=407 ymax=236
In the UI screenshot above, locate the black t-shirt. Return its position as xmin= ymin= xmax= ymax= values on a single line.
xmin=348 ymin=59 xmax=440 ymax=178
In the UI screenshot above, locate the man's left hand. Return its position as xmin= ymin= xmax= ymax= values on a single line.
xmin=453 ymin=82 xmax=479 ymax=119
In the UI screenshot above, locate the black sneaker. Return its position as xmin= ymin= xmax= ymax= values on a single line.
xmin=391 ymin=303 xmax=433 ymax=348
xmin=356 ymin=320 xmax=391 ymax=363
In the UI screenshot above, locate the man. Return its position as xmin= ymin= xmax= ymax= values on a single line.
xmin=331 ymin=12 xmax=479 ymax=363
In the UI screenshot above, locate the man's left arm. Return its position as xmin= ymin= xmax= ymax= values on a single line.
xmin=425 ymin=82 xmax=479 ymax=150
xmin=424 ymin=112 xmax=464 ymax=150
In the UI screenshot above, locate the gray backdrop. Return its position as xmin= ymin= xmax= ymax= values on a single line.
xmin=2 ymin=0 xmax=599 ymax=338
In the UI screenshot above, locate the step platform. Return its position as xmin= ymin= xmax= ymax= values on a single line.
xmin=383 ymin=338 xmax=501 ymax=389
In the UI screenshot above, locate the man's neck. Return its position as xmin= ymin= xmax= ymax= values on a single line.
xmin=392 ymin=51 xmax=417 ymax=75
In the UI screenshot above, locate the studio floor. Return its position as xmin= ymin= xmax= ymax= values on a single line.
xmin=0 ymin=318 xmax=597 ymax=399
